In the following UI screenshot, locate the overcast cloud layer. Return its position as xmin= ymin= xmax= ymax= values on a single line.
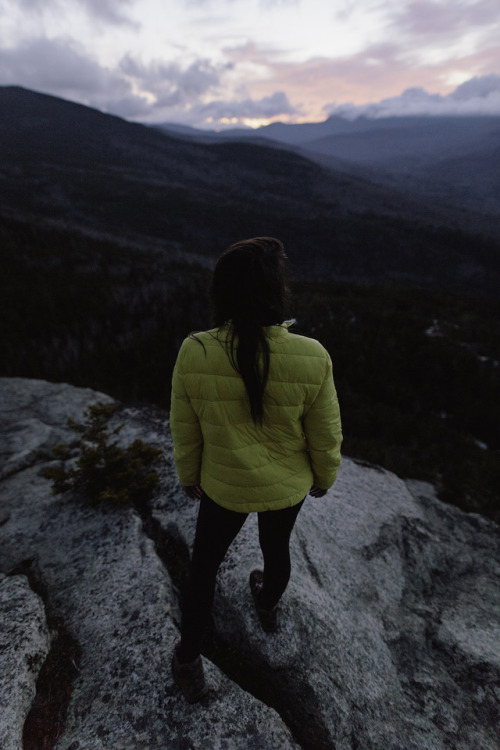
xmin=0 ymin=0 xmax=499 ymax=127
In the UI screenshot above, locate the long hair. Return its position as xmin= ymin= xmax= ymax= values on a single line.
xmin=209 ymin=237 xmax=289 ymax=424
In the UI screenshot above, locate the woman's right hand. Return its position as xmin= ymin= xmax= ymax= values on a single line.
xmin=183 ymin=484 xmax=203 ymax=499
xmin=309 ymin=485 xmax=328 ymax=497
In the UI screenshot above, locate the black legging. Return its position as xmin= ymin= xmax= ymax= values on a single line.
xmin=179 ymin=492 xmax=305 ymax=662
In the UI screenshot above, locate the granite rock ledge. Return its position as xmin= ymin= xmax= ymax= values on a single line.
xmin=0 ymin=377 xmax=499 ymax=750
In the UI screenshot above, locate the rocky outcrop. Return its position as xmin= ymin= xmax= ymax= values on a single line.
xmin=0 ymin=377 xmax=499 ymax=750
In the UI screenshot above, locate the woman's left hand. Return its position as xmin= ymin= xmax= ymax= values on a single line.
xmin=183 ymin=484 xmax=203 ymax=499
xmin=309 ymin=485 xmax=328 ymax=497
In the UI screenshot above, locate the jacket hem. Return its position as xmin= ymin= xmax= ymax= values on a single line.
xmin=205 ymin=488 xmax=309 ymax=513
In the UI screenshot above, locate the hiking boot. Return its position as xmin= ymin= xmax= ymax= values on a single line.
xmin=249 ymin=569 xmax=280 ymax=632
xmin=171 ymin=642 xmax=209 ymax=703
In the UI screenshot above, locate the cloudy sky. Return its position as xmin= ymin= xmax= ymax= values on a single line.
xmin=1 ymin=0 xmax=500 ymax=128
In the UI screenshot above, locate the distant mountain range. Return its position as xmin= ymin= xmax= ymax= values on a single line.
xmin=1 ymin=85 xmax=500 ymax=295
xmin=156 ymin=115 xmax=500 ymax=216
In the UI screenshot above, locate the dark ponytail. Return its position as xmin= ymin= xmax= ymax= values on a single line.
xmin=209 ymin=237 xmax=289 ymax=424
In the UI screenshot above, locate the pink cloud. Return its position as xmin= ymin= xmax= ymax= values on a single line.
xmin=228 ymin=40 xmax=500 ymax=122
xmin=232 ymin=44 xmax=424 ymax=117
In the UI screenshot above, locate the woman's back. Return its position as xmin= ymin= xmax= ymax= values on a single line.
xmin=170 ymin=320 xmax=342 ymax=512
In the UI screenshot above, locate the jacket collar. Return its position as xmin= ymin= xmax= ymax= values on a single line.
xmin=218 ymin=319 xmax=295 ymax=338
xmin=265 ymin=319 xmax=295 ymax=338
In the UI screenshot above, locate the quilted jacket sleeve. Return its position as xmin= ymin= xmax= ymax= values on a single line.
xmin=302 ymin=351 xmax=342 ymax=489
xmin=169 ymin=339 xmax=203 ymax=486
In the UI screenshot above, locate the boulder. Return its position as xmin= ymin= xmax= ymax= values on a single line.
xmin=0 ymin=377 xmax=499 ymax=750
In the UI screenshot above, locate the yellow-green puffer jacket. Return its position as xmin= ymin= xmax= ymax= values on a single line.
xmin=170 ymin=321 xmax=342 ymax=512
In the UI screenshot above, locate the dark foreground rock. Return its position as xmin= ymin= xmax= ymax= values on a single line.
xmin=0 ymin=377 xmax=499 ymax=750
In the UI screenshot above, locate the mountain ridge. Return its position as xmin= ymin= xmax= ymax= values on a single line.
xmin=155 ymin=111 xmax=500 ymax=215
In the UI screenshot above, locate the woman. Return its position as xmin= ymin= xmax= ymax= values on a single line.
xmin=169 ymin=237 xmax=342 ymax=703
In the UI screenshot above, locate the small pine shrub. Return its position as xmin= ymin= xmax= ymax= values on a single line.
xmin=44 ymin=403 xmax=162 ymax=507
